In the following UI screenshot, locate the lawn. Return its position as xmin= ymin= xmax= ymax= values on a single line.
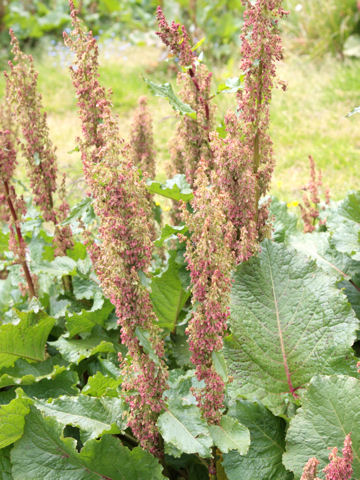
xmin=1 ymin=34 xmax=360 ymax=205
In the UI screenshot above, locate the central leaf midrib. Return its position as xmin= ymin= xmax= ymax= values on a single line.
xmin=266 ymin=248 xmax=295 ymax=396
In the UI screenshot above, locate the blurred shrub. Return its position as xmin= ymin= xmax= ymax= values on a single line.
xmin=284 ymin=0 xmax=360 ymax=57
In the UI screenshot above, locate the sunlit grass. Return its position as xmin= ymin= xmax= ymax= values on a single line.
xmin=1 ymin=40 xmax=359 ymax=205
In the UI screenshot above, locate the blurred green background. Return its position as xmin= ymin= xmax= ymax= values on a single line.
xmin=1 ymin=0 xmax=360 ymax=204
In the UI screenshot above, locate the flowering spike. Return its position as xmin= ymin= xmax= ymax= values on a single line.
xmin=299 ymin=155 xmax=330 ymax=233
xmin=156 ymin=8 xmax=214 ymax=185
xmin=323 ymin=434 xmax=353 ymax=480
xmin=213 ymin=0 xmax=287 ymax=262
xmin=130 ymin=96 xmax=156 ymax=179
xmin=64 ymin=1 xmax=168 ymax=455
xmin=183 ymin=160 xmax=235 ymax=423
xmin=300 ymin=457 xmax=320 ymax=480
xmin=5 ymin=31 xmax=73 ymax=258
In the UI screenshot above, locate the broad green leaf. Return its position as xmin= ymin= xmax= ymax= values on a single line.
xmin=158 ymin=404 xmax=212 ymax=458
xmin=34 ymin=256 xmax=77 ymax=276
xmin=0 ymin=311 xmax=55 ymax=369
xmin=283 ymin=375 xmax=360 ymax=479
xmin=339 ymin=276 xmax=360 ymax=319
xmin=11 ymin=407 xmax=166 ymax=479
xmin=0 ymin=391 xmax=31 ymax=448
xmin=0 ymin=357 xmax=66 ymax=389
xmin=326 ymin=191 xmax=360 ymax=261
xmin=71 ymin=276 xmax=99 ymax=300
xmin=135 ymin=327 xmax=160 ymax=365
xmin=211 ymin=350 xmax=228 ymax=382
xmin=83 ymin=371 xmax=121 ymax=397
xmin=150 ymin=250 xmax=190 ymax=332
xmin=49 ymin=332 xmax=119 ymax=364
xmin=146 ymin=175 xmax=193 ymax=202
xmin=288 ymin=231 xmax=360 ymax=279
xmin=269 ymin=197 xmax=299 ymax=243
xmin=0 ymin=446 xmax=12 ymax=480
xmin=225 ymin=240 xmax=358 ymax=415
xmin=22 ymin=370 xmax=79 ymax=399
xmin=144 ymin=78 xmax=196 ymax=118
xmin=222 ymin=399 xmax=294 ymax=480
xmin=61 ymin=196 xmax=95 ymax=227
xmin=65 ymin=301 xmax=114 ymax=337
xmin=208 ymin=415 xmax=249 ymax=454
xmin=155 ymin=224 xmax=188 ymax=247
xmin=34 ymin=395 xmax=126 ymax=441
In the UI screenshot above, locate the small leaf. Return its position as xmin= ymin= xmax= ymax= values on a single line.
xmin=191 ymin=37 xmax=205 ymax=51
xmin=150 ymin=250 xmax=190 ymax=332
xmin=208 ymin=415 xmax=250 ymax=454
xmin=211 ymin=350 xmax=228 ymax=382
xmin=34 ymin=395 xmax=126 ymax=441
xmin=83 ymin=371 xmax=121 ymax=397
xmin=144 ymin=78 xmax=196 ymax=118
xmin=61 ymin=196 xmax=95 ymax=227
xmin=33 ymin=152 xmax=41 ymax=166
xmin=0 ymin=391 xmax=31 ymax=448
xmin=0 ymin=310 xmax=55 ymax=369
xmin=146 ymin=174 xmax=193 ymax=202
xmin=155 ymin=224 xmax=188 ymax=247
xmin=34 ymin=256 xmax=77 ymax=276
xmin=135 ymin=327 xmax=160 ymax=365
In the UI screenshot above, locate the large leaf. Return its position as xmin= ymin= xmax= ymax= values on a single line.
xmin=0 ymin=311 xmax=55 ymax=369
xmin=326 ymin=191 xmax=360 ymax=261
xmin=150 ymin=250 xmax=190 ymax=332
xmin=225 ymin=240 xmax=358 ymax=415
xmin=0 ymin=446 xmax=12 ymax=480
xmin=0 ymin=357 xmax=66 ymax=389
xmin=208 ymin=415 xmax=250 ymax=454
xmin=144 ymin=78 xmax=196 ymax=118
xmin=21 ymin=370 xmax=79 ymax=399
xmin=11 ymin=407 xmax=166 ymax=479
xmin=0 ymin=391 xmax=31 ymax=448
xmin=158 ymin=404 xmax=212 ymax=458
xmin=34 ymin=395 xmax=126 ymax=442
xmin=33 ymin=256 xmax=77 ymax=276
xmin=283 ymin=375 xmax=360 ymax=479
xmin=222 ymin=399 xmax=294 ymax=480
xmin=288 ymin=231 xmax=360 ymax=279
xmin=146 ymin=175 xmax=193 ymax=202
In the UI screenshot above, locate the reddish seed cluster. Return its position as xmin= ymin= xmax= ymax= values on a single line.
xmin=183 ymin=161 xmax=235 ymax=423
xmin=64 ymin=1 xmax=168 ymax=455
xmin=299 ymin=155 xmax=330 ymax=233
xmin=213 ymin=0 xmax=287 ymax=262
xmin=156 ymin=7 xmax=214 ymax=184
xmin=300 ymin=434 xmax=353 ymax=480
xmin=129 ymin=96 xmax=156 ymax=179
xmin=6 ymin=33 xmax=73 ymax=256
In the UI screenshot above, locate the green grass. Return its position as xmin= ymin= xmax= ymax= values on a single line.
xmin=1 ymin=40 xmax=360 ymax=205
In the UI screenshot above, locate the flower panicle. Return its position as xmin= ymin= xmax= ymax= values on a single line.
xmin=183 ymin=160 xmax=235 ymax=423
xmin=156 ymin=8 xmax=214 ymax=187
xmin=65 ymin=1 xmax=168 ymax=455
xmin=5 ymin=31 xmax=73 ymax=256
xmin=214 ymin=0 xmax=287 ymax=262
xmin=299 ymin=155 xmax=330 ymax=233
xmin=130 ymin=96 xmax=156 ymax=179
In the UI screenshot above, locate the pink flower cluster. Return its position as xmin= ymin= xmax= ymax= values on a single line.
xmin=183 ymin=161 xmax=234 ymax=423
xmin=130 ymin=96 xmax=156 ymax=179
xmin=156 ymin=7 xmax=214 ymax=184
xmin=6 ymin=33 xmax=73 ymax=257
xmin=213 ymin=0 xmax=287 ymax=262
xmin=64 ymin=1 xmax=168 ymax=455
xmin=299 ymin=155 xmax=330 ymax=233
xmin=301 ymin=434 xmax=353 ymax=480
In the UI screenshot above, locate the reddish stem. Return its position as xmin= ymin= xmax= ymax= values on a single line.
xmin=3 ymin=180 xmax=36 ymax=298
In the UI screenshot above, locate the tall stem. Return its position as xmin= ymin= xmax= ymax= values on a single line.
xmin=3 ymin=180 xmax=36 ymax=299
